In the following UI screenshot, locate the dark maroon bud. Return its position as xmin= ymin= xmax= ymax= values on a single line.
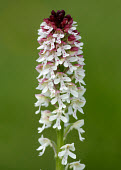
xmin=70 ymin=47 xmax=79 ymax=51
xmin=50 ymin=15 xmax=55 ymax=21
xmin=69 ymin=18 xmax=73 ymax=25
xmin=51 ymin=10 xmax=56 ymax=16
xmin=62 ymin=18 xmax=68 ymax=25
xmin=60 ymin=10 xmax=65 ymax=16
xmin=65 ymin=14 xmax=72 ymax=21
xmin=73 ymin=30 xmax=79 ymax=35
xmin=68 ymin=35 xmax=76 ymax=41
xmin=59 ymin=13 xmax=64 ymax=19
xmin=57 ymin=10 xmax=61 ymax=16
xmin=64 ymin=24 xmax=70 ymax=30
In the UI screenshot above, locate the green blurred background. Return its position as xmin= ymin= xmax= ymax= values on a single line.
xmin=0 ymin=0 xmax=121 ymax=169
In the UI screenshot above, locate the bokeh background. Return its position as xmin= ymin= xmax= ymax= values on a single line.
xmin=0 ymin=0 xmax=121 ymax=169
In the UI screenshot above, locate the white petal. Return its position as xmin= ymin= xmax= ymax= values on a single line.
xmin=73 ymin=21 xmax=77 ymax=24
xmin=49 ymin=115 xmax=57 ymax=121
xmin=53 ymin=34 xmax=58 ymax=37
xmin=43 ymin=68 xmax=50 ymax=75
xmin=77 ymin=50 xmax=83 ymax=55
xmin=62 ymin=104 xmax=66 ymax=108
xmin=62 ymin=50 xmax=69 ymax=57
xmin=62 ymin=155 xmax=68 ymax=165
xmin=63 ymin=77 xmax=71 ymax=82
xmin=69 ymin=57 xmax=77 ymax=62
xmin=51 ymin=97 xmax=57 ymax=104
xmin=60 ymin=116 xmax=68 ymax=123
xmin=56 ymin=118 xmax=61 ymax=129
xmin=54 ymin=78 xmax=60 ymax=84
xmin=50 ymin=42 xmax=55 ymax=50
xmin=38 ymin=124 xmax=45 ymax=133
xmin=48 ymin=55 xmax=54 ymax=61
xmin=37 ymin=45 xmax=44 ymax=50
xmin=78 ymin=107 xmax=84 ymax=114
xmin=36 ymin=145 xmax=44 ymax=151
xmin=78 ymin=132 xmax=85 ymax=141
xmin=64 ymin=45 xmax=71 ymax=49
xmin=71 ymin=27 xmax=76 ymax=30
xmin=71 ymin=90 xmax=78 ymax=97
xmin=60 ymin=81 xmax=68 ymax=91
xmin=61 ymin=93 xmax=69 ymax=100
xmin=73 ymin=109 xmax=78 ymax=119
xmin=68 ymin=151 xmax=76 ymax=159
xmin=68 ymin=106 xmax=73 ymax=115
xmin=64 ymin=61 xmax=69 ymax=67
xmin=38 ymin=147 xmax=45 ymax=156
xmin=58 ymin=150 xmax=66 ymax=157
xmin=60 ymin=34 xmax=64 ymax=38
xmin=35 ymin=106 xmax=40 ymax=114
xmin=79 ymin=164 xmax=85 ymax=169
xmin=57 ymin=48 xmax=62 ymax=54
xmin=42 ymin=86 xmax=48 ymax=93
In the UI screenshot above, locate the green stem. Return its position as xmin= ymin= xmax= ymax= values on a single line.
xmin=56 ymin=122 xmax=64 ymax=170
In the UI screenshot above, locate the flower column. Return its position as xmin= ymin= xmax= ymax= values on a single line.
xmin=35 ymin=10 xmax=86 ymax=170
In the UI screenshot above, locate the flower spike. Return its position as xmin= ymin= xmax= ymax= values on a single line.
xmin=35 ymin=10 xmax=86 ymax=169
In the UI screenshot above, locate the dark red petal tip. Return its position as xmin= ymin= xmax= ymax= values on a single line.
xmin=44 ymin=10 xmax=73 ymax=30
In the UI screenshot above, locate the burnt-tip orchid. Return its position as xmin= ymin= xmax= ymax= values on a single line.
xmin=35 ymin=9 xmax=86 ymax=170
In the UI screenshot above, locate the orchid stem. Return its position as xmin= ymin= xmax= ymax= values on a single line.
xmin=56 ymin=122 xmax=64 ymax=170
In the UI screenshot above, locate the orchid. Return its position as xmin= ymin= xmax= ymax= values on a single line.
xmin=49 ymin=109 xmax=68 ymax=130
xmin=58 ymin=143 xmax=76 ymax=165
xmin=38 ymin=110 xmax=52 ymax=133
xmin=70 ymin=120 xmax=85 ymax=141
xmin=35 ymin=10 xmax=86 ymax=170
xmin=69 ymin=161 xmax=85 ymax=170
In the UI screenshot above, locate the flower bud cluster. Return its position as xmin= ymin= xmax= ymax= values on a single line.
xmin=35 ymin=10 xmax=86 ymax=170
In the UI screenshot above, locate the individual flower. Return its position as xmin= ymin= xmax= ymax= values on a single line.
xmin=44 ymin=35 xmax=55 ymax=50
xmin=37 ymin=22 xmax=53 ymax=41
xmin=69 ymin=161 xmax=85 ymax=170
xmin=36 ymin=135 xmax=52 ymax=156
xmin=51 ymin=90 xmax=68 ymax=109
xmin=54 ymin=72 xmax=71 ymax=90
xmin=62 ymin=56 xmax=77 ymax=73
xmin=36 ymin=78 xmax=55 ymax=95
xmin=70 ymin=120 xmax=85 ymax=141
xmin=77 ymin=86 xmax=86 ymax=98
xmin=35 ymin=94 xmax=49 ymax=114
xmin=38 ymin=110 xmax=52 ymax=133
xmin=68 ymin=26 xmax=77 ymax=36
xmin=49 ymin=109 xmax=68 ymax=129
xmin=47 ymin=51 xmax=63 ymax=66
xmin=76 ymin=55 xmax=85 ymax=65
xmin=58 ymin=143 xmax=76 ymax=165
xmin=57 ymin=43 xmax=71 ymax=58
xmin=53 ymin=28 xmax=64 ymax=44
xmin=68 ymin=97 xmax=86 ymax=119
xmin=36 ymin=51 xmax=52 ymax=65
xmin=73 ymin=64 xmax=85 ymax=85
xmin=61 ymin=83 xmax=78 ymax=103
xmin=36 ymin=62 xmax=57 ymax=79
